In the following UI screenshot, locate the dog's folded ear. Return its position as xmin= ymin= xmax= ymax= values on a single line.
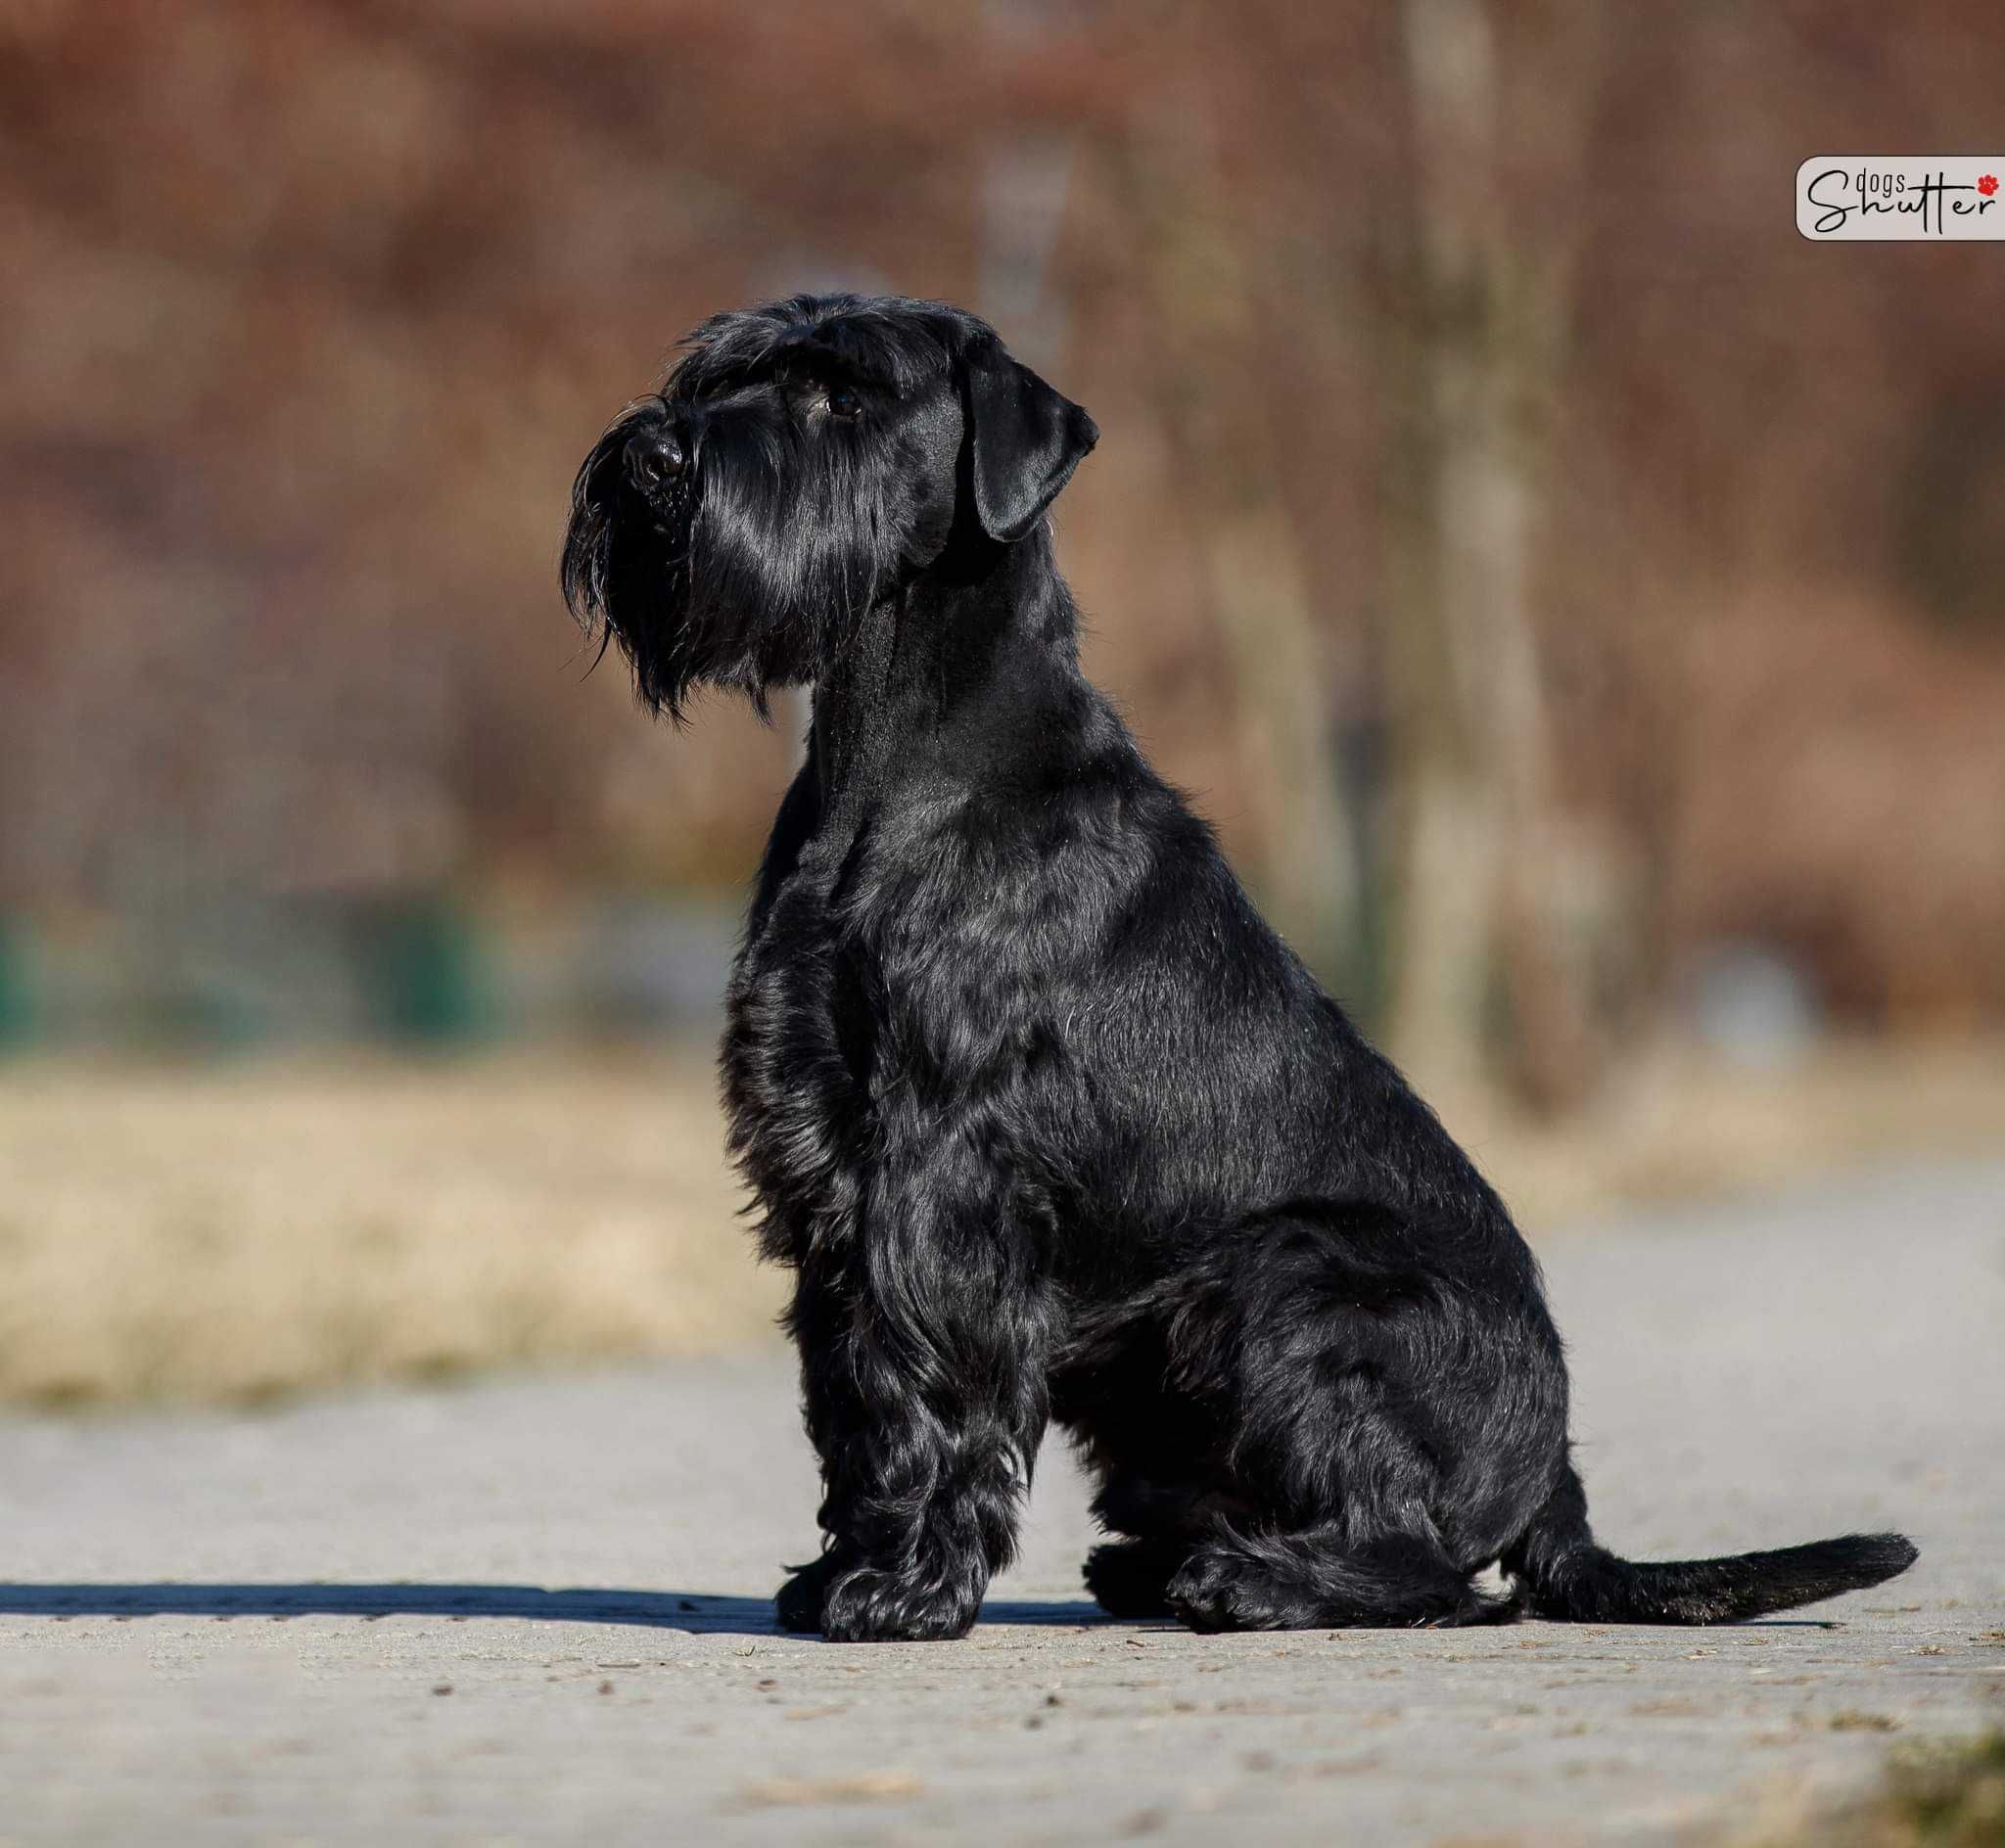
xmin=962 ymin=339 xmax=1098 ymax=543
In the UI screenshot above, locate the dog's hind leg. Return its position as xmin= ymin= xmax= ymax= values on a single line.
xmin=1168 ymin=1525 xmax=1518 ymax=1632
xmin=1129 ymin=1209 xmax=1548 ymax=1633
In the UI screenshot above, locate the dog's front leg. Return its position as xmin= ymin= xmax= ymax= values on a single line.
xmin=775 ymin=1176 xmax=1048 ymax=1641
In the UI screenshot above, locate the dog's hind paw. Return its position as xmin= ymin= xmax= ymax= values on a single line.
xmin=1166 ymin=1544 xmax=1323 ymax=1632
xmin=1166 ymin=1533 xmax=1510 ymax=1632
xmin=1423 ymin=1584 xmax=1524 ymax=1628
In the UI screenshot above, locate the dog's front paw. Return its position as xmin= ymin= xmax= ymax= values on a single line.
xmin=819 ymin=1563 xmax=983 ymax=1642
xmin=774 ymin=1550 xmax=843 ymax=1634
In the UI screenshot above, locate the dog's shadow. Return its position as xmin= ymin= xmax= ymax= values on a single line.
xmin=0 ymin=1583 xmax=1114 ymax=1634
xmin=0 ymin=1584 xmax=1841 ymax=1634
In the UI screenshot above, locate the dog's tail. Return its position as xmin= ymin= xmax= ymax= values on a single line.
xmin=1501 ymin=1460 xmax=1917 ymax=1625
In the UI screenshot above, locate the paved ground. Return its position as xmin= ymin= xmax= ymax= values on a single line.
xmin=3 ymin=1161 xmax=2000 ymax=1845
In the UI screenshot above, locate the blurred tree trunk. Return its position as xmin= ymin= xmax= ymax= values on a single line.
xmin=1118 ymin=98 xmax=1362 ymax=988
xmin=1384 ymin=0 xmax=1598 ymax=1110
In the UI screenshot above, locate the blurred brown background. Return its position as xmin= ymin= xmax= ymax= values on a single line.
xmin=2 ymin=0 xmax=2001 ymax=1405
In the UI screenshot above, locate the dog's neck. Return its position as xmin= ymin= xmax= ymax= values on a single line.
xmin=808 ymin=526 xmax=1083 ymax=834
xmin=808 ymin=588 xmax=906 ymax=835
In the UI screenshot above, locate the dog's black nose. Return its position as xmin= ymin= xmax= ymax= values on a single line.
xmin=625 ymin=428 xmax=686 ymax=490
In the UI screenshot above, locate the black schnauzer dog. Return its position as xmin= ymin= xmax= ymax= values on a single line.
xmin=563 ymin=294 xmax=1916 ymax=1641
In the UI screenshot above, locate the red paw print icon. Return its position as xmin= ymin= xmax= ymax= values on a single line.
xmin=1980 ymin=174 xmax=1999 ymax=197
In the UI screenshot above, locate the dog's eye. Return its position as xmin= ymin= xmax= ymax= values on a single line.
xmin=826 ymin=385 xmax=862 ymax=420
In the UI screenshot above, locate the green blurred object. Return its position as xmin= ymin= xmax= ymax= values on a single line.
xmin=0 ymin=918 xmax=35 ymax=1046
xmin=372 ymin=901 xmax=491 ymax=1044
xmin=146 ymin=976 xmax=265 ymax=1050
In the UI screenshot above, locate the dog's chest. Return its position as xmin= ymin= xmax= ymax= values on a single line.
xmin=720 ymin=825 xmax=1049 ymax=1259
xmin=719 ymin=862 xmax=889 ymax=1256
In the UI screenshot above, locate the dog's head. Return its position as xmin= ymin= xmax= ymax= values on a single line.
xmin=561 ymin=294 xmax=1097 ymax=716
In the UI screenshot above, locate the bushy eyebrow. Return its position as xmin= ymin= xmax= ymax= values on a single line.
xmin=790 ymin=330 xmax=906 ymax=393
xmin=783 ymin=343 xmax=896 ymax=393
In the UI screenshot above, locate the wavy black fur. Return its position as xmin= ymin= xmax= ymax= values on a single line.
xmin=563 ymin=294 xmax=1918 ymax=1640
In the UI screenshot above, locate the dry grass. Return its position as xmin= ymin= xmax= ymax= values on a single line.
xmin=1422 ymin=1035 xmax=2005 ymax=1235
xmin=0 ymin=1049 xmax=779 ymax=1408
xmin=1 ymin=1037 xmax=2000 ymax=1408
xmin=1730 ymin=1732 xmax=2005 ymax=1847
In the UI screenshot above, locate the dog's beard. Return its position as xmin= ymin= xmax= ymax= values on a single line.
xmin=562 ymin=405 xmax=905 ymax=720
